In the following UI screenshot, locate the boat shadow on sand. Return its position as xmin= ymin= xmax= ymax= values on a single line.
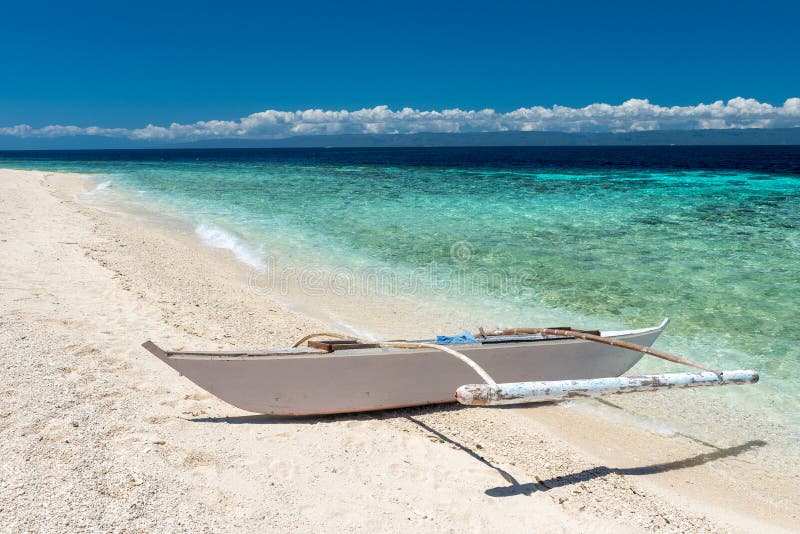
xmin=481 ymin=439 xmax=767 ymax=497
xmin=414 ymin=415 xmax=767 ymax=497
xmin=188 ymin=407 xmax=766 ymax=498
xmin=406 ymin=416 xmax=767 ymax=497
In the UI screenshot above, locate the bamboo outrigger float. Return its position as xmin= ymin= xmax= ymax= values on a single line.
xmin=456 ymin=370 xmax=759 ymax=405
xmin=143 ymin=318 xmax=758 ymax=415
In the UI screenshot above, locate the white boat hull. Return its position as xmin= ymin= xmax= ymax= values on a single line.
xmin=143 ymin=319 xmax=669 ymax=415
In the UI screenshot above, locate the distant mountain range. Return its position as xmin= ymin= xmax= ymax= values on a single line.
xmin=2 ymin=127 xmax=800 ymax=150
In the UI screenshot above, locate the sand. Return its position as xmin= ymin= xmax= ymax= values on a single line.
xmin=1 ymin=168 xmax=797 ymax=532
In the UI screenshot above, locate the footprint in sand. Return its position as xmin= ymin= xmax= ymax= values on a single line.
xmin=74 ymin=346 xmax=100 ymax=357
xmin=339 ymin=428 xmax=383 ymax=457
xmin=268 ymin=459 xmax=296 ymax=481
xmin=103 ymin=425 xmax=127 ymax=437
xmin=344 ymin=419 xmax=368 ymax=429
xmin=258 ymin=431 xmax=290 ymax=441
xmin=99 ymin=358 xmax=132 ymax=371
xmin=388 ymin=461 xmax=430 ymax=482
xmin=147 ymin=415 xmax=171 ymax=425
xmin=183 ymin=392 xmax=213 ymax=401
xmin=183 ymin=451 xmax=214 ymax=467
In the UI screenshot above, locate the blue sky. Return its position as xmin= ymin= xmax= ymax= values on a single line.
xmin=1 ymin=0 xmax=799 ymax=140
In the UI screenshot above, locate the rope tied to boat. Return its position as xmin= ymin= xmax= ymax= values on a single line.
xmin=291 ymin=332 xmax=353 ymax=348
xmin=377 ymin=341 xmax=498 ymax=388
xmin=291 ymin=332 xmax=500 ymax=388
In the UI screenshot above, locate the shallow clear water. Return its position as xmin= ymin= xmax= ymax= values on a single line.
xmin=3 ymin=147 xmax=799 ymax=436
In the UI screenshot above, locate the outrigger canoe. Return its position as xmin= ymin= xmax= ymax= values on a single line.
xmin=143 ymin=318 xmax=757 ymax=416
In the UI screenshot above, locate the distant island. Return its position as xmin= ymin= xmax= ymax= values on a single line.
xmin=1 ymin=127 xmax=799 ymax=150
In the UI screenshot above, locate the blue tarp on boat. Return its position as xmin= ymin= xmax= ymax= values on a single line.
xmin=436 ymin=332 xmax=478 ymax=344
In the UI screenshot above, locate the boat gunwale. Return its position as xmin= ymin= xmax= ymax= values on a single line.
xmin=157 ymin=319 xmax=670 ymax=362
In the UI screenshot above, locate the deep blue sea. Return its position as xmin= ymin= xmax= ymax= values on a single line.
xmin=3 ymin=146 xmax=799 ymax=445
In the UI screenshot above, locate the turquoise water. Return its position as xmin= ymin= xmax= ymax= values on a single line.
xmin=3 ymin=149 xmax=799 ymax=434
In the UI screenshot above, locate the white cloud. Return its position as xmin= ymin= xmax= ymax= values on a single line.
xmin=2 ymin=97 xmax=800 ymax=142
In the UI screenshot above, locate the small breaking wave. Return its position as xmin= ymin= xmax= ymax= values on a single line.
xmin=91 ymin=180 xmax=112 ymax=193
xmin=195 ymin=221 xmax=266 ymax=270
xmin=75 ymin=179 xmax=112 ymax=202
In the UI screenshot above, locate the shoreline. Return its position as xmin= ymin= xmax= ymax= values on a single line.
xmin=69 ymin=167 xmax=603 ymax=342
xmin=1 ymin=168 xmax=797 ymax=531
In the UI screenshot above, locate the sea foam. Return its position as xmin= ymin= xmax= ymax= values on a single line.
xmin=75 ymin=178 xmax=112 ymax=203
xmin=195 ymin=222 xmax=266 ymax=270
xmin=91 ymin=179 xmax=112 ymax=193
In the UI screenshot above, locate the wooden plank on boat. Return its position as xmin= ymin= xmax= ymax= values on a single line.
xmin=308 ymin=340 xmax=381 ymax=352
xmin=456 ymin=370 xmax=759 ymax=406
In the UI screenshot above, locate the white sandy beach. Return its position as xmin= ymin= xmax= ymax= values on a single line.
xmin=1 ymin=168 xmax=798 ymax=532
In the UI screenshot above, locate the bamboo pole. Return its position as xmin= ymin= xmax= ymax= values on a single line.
xmin=456 ymin=370 xmax=759 ymax=406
